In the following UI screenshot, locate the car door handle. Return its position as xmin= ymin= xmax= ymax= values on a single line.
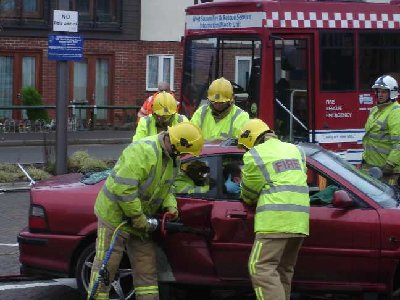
xmin=227 ymin=210 xmax=247 ymax=219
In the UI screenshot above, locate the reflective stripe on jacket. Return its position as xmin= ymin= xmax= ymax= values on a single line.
xmin=190 ymin=104 xmax=249 ymax=141
xmin=95 ymin=135 xmax=178 ymax=236
xmin=132 ymin=114 xmax=188 ymax=142
xmin=240 ymin=138 xmax=310 ymax=235
xmin=363 ymin=102 xmax=400 ymax=171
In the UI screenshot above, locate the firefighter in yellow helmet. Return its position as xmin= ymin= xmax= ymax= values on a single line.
xmin=133 ymin=92 xmax=188 ymax=141
xmin=237 ymin=119 xmax=309 ymax=300
xmin=173 ymin=160 xmax=210 ymax=194
xmin=191 ymin=77 xmax=249 ymax=141
xmin=362 ymin=75 xmax=400 ymax=185
xmin=87 ymin=122 xmax=204 ymax=300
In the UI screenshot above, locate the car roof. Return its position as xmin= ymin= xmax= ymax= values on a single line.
xmin=197 ymin=139 xmax=322 ymax=157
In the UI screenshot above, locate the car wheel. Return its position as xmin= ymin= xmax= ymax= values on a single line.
xmin=75 ymin=242 xmax=136 ymax=300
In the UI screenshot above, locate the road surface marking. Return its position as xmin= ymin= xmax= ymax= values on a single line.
xmin=0 ymin=243 xmax=18 ymax=247
xmin=0 ymin=278 xmax=77 ymax=291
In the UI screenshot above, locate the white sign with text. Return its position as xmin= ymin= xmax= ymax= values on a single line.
xmin=186 ymin=12 xmax=266 ymax=30
xmin=53 ymin=10 xmax=78 ymax=32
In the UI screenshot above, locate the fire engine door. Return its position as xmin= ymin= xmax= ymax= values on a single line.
xmin=273 ymin=37 xmax=311 ymax=143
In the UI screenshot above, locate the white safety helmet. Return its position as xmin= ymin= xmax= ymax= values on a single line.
xmin=371 ymin=75 xmax=399 ymax=101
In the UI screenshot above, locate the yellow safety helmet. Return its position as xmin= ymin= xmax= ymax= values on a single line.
xmin=207 ymin=77 xmax=234 ymax=103
xmin=152 ymin=92 xmax=178 ymax=116
xmin=237 ymin=119 xmax=270 ymax=150
xmin=168 ymin=122 xmax=204 ymax=156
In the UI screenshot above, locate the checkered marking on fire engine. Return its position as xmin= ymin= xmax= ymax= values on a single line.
xmin=265 ymin=11 xmax=400 ymax=29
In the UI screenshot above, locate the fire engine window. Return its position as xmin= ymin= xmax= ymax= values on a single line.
xmin=359 ymin=33 xmax=400 ymax=91
xmin=182 ymin=37 xmax=261 ymax=118
xmin=320 ymin=32 xmax=355 ymax=91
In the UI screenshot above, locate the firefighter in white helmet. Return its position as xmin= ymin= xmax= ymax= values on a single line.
xmin=87 ymin=122 xmax=204 ymax=300
xmin=362 ymin=75 xmax=400 ymax=185
xmin=133 ymin=92 xmax=188 ymax=141
xmin=190 ymin=77 xmax=249 ymax=141
xmin=237 ymin=118 xmax=309 ymax=300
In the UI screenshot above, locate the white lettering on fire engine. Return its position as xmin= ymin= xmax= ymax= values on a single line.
xmin=186 ymin=12 xmax=266 ymax=30
xmin=325 ymin=99 xmax=352 ymax=118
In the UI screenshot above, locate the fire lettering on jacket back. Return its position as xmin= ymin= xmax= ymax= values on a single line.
xmin=273 ymin=159 xmax=301 ymax=173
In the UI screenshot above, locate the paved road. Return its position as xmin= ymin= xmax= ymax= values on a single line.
xmin=0 ymin=191 xmax=85 ymax=299
xmin=0 ymin=143 xmax=128 ymax=164
xmin=0 ymin=191 xmax=29 ymax=276
xmin=0 ymin=130 xmax=131 ymax=164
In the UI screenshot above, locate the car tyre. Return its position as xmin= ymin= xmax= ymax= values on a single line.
xmin=75 ymin=242 xmax=135 ymax=300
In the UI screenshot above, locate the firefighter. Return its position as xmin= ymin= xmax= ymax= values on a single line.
xmin=362 ymin=75 xmax=400 ymax=185
xmin=237 ymin=119 xmax=310 ymax=300
xmin=137 ymin=81 xmax=171 ymax=121
xmin=191 ymin=77 xmax=249 ymax=141
xmin=87 ymin=122 xmax=204 ymax=300
xmin=133 ymin=92 xmax=188 ymax=141
xmin=173 ymin=160 xmax=210 ymax=194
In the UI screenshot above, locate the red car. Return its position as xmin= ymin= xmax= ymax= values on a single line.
xmin=18 ymin=142 xmax=400 ymax=299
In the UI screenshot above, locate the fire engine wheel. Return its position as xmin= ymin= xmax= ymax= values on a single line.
xmin=75 ymin=242 xmax=136 ymax=300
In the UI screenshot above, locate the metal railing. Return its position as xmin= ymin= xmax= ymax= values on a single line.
xmin=0 ymin=104 xmax=140 ymax=133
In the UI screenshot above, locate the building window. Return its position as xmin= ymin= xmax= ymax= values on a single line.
xmin=0 ymin=52 xmax=40 ymax=119
xmin=71 ymin=0 xmax=119 ymax=22
xmin=0 ymin=0 xmax=43 ymax=18
xmin=69 ymin=56 xmax=112 ymax=122
xmin=146 ymin=55 xmax=175 ymax=91
xmin=235 ymin=56 xmax=252 ymax=91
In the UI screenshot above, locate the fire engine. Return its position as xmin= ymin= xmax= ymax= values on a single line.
xmin=181 ymin=0 xmax=400 ymax=163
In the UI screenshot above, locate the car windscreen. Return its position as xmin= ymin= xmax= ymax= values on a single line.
xmin=310 ymin=150 xmax=398 ymax=208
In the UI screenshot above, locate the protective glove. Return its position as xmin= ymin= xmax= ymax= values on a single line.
xmin=225 ymin=174 xmax=241 ymax=194
xmin=382 ymin=163 xmax=395 ymax=175
xmin=130 ymin=214 xmax=150 ymax=232
xmin=166 ymin=207 xmax=179 ymax=222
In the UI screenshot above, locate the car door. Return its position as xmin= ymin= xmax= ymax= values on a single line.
xmin=208 ymin=154 xmax=255 ymax=280
xmin=294 ymin=165 xmax=380 ymax=287
xmin=162 ymin=155 xmax=218 ymax=281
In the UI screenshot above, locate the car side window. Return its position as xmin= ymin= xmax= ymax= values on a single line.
xmin=307 ymin=167 xmax=339 ymax=206
xmin=221 ymin=155 xmax=244 ymax=200
xmin=173 ymin=156 xmax=217 ymax=198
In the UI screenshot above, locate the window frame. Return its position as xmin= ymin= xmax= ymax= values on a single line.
xmin=70 ymin=0 xmax=120 ymax=25
xmin=0 ymin=51 xmax=41 ymax=119
xmin=146 ymin=54 xmax=175 ymax=92
xmin=0 ymin=0 xmax=44 ymax=19
xmin=319 ymin=31 xmax=356 ymax=92
xmin=235 ymin=56 xmax=252 ymax=91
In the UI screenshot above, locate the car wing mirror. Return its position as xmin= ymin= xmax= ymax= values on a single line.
xmin=332 ymin=190 xmax=353 ymax=208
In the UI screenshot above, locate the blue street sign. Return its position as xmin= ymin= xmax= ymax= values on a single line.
xmin=48 ymin=35 xmax=84 ymax=61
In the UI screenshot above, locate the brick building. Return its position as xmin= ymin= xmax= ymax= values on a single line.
xmin=0 ymin=0 xmax=213 ymax=125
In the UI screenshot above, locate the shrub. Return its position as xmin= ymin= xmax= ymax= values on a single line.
xmin=20 ymin=86 xmax=50 ymax=122
xmin=0 ymin=170 xmax=22 ymax=183
xmin=68 ymin=151 xmax=109 ymax=173
xmin=26 ymin=166 xmax=51 ymax=181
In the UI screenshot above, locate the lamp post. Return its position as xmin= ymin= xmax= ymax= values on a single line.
xmin=55 ymin=0 xmax=71 ymax=175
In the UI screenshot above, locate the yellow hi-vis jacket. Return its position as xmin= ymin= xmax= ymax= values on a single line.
xmin=132 ymin=114 xmax=188 ymax=142
xmin=95 ymin=134 xmax=178 ymax=236
xmin=173 ymin=172 xmax=210 ymax=194
xmin=362 ymin=102 xmax=400 ymax=171
xmin=240 ymin=138 xmax=310 ymax=235
xmin=190 ymin=104 xmax=249 ymax=141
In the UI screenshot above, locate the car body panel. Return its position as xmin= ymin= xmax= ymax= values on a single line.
xmin=18 ymin=143 xmax=400 ymax=295
xmin=18 ymin=230 xmax=84 ymax=274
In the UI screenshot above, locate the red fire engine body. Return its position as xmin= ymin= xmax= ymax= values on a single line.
xmin=181 ymin=0 xmax=400 ymax=163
